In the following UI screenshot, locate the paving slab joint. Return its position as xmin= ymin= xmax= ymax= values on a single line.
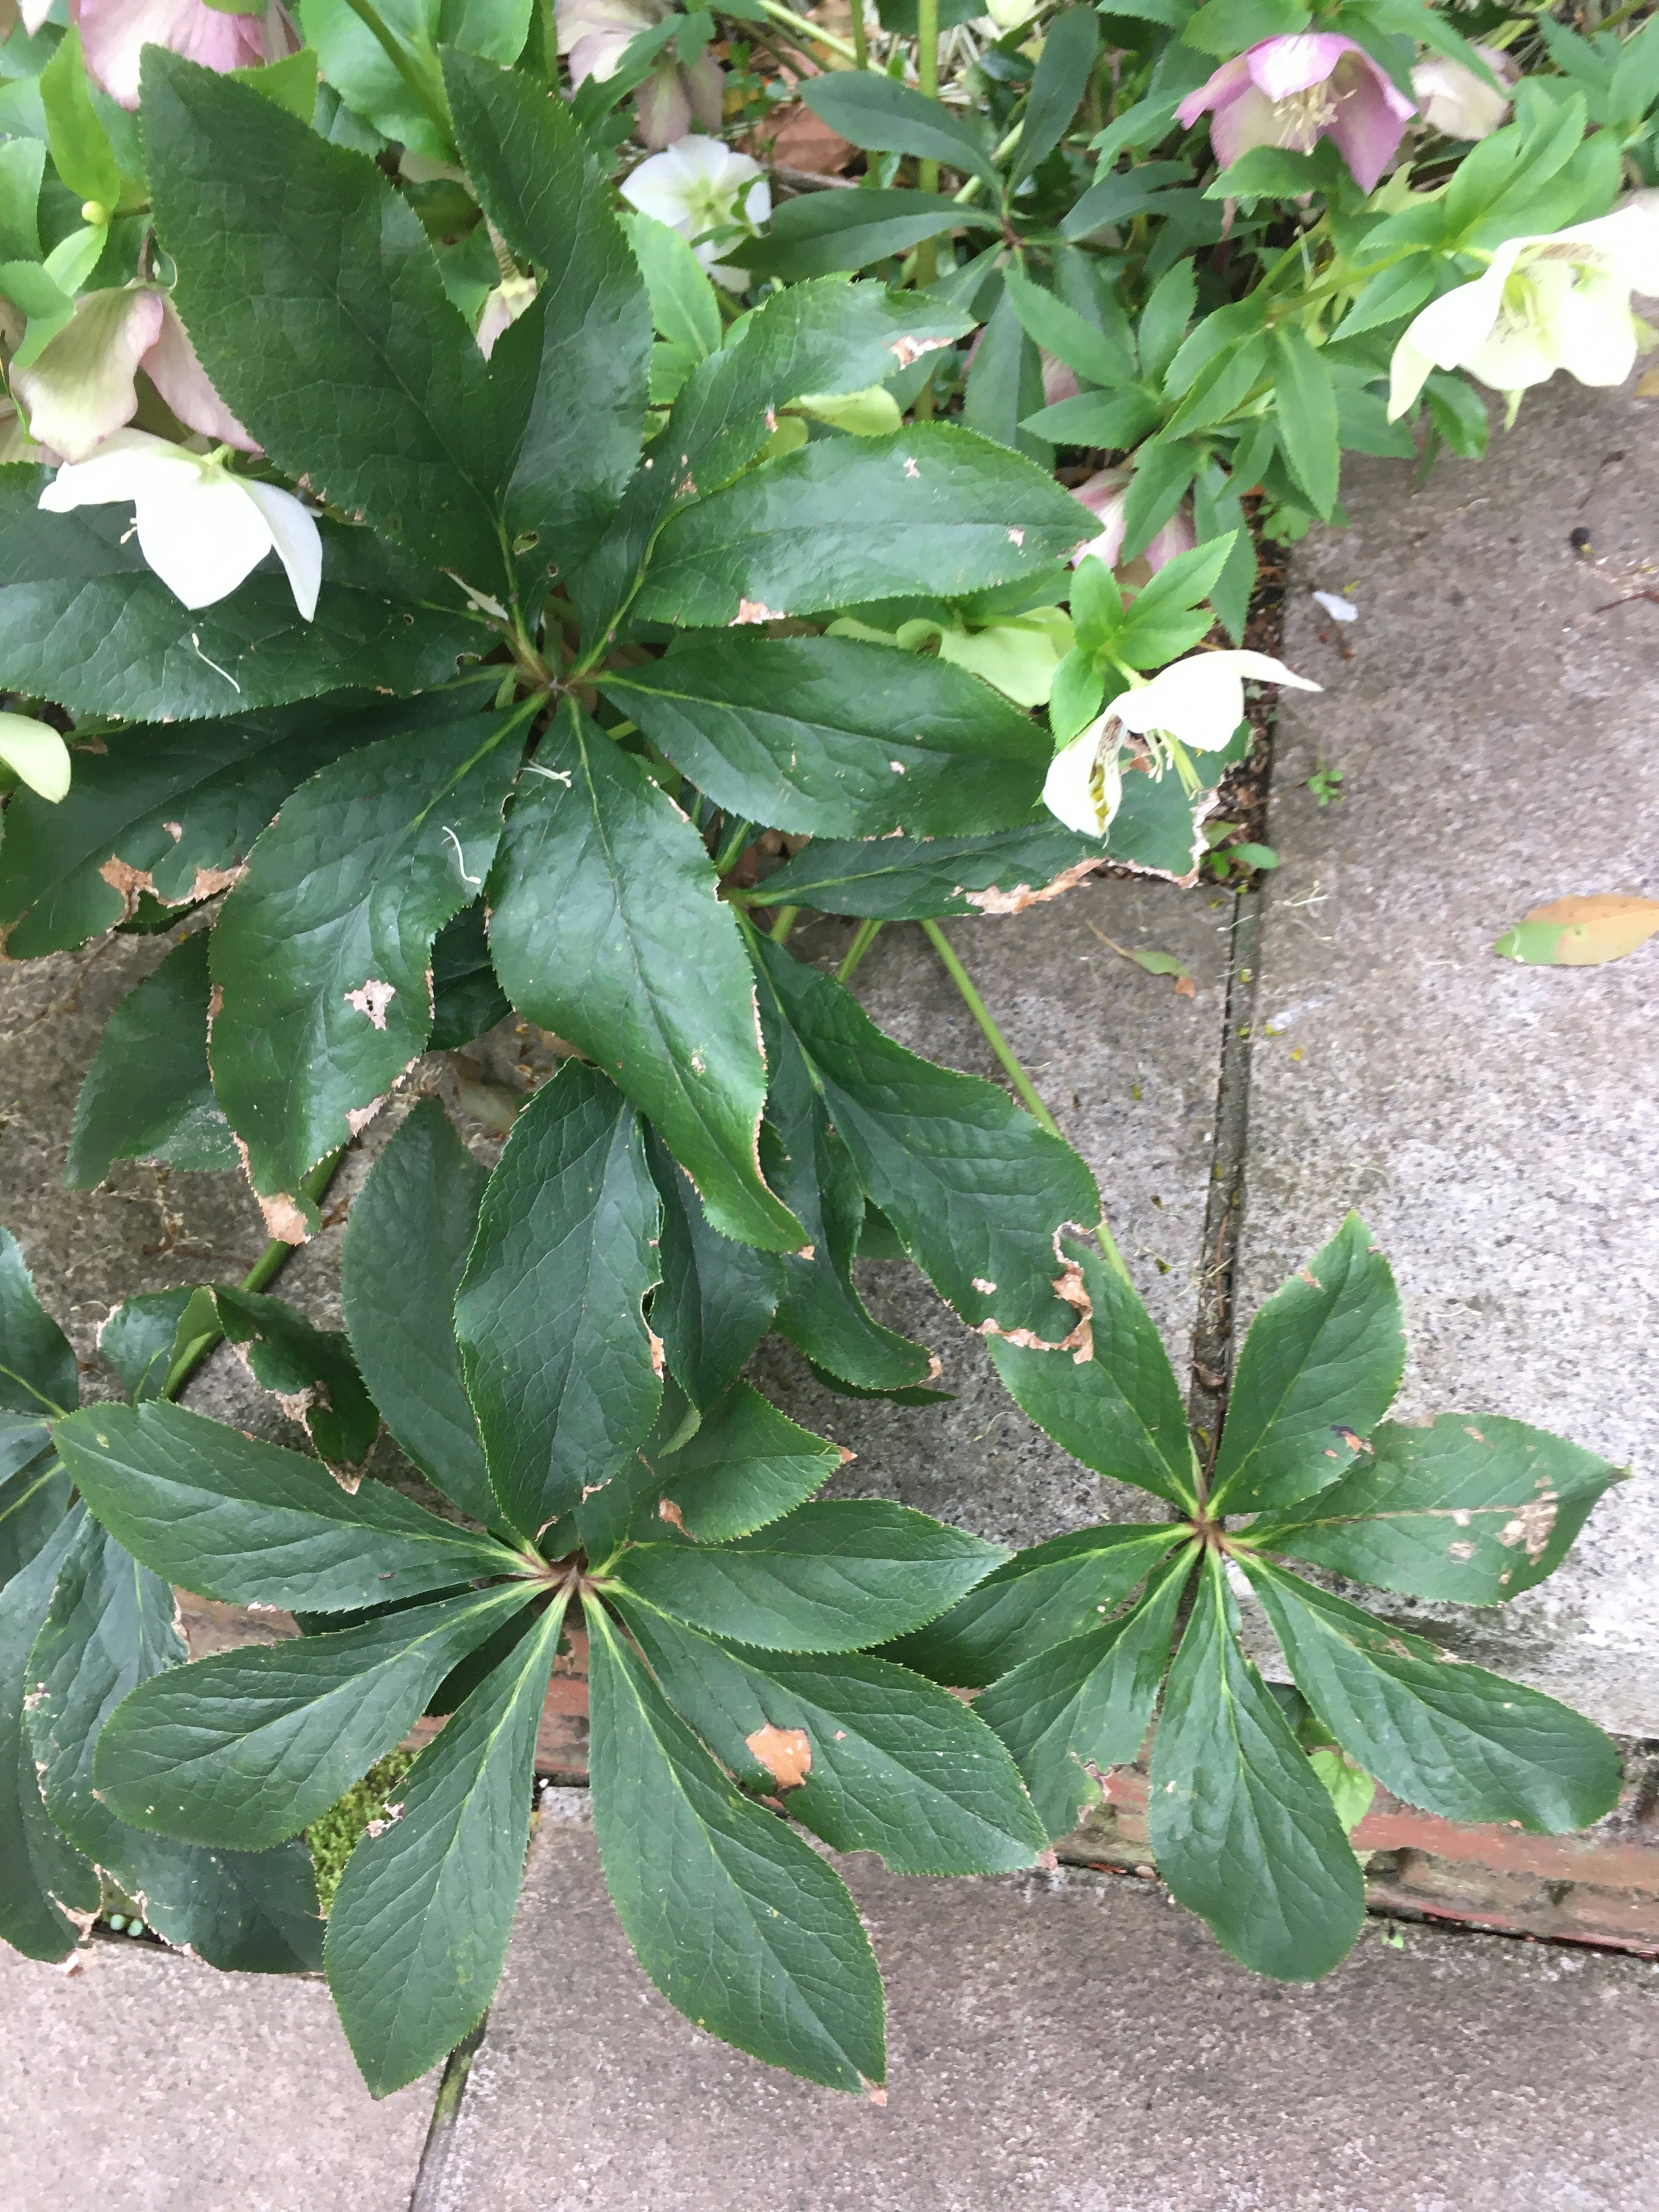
xmin=407 ymin=2014 xmax=488 ymax=2211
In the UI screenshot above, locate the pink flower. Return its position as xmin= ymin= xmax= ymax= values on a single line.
xmin=1069 ymin=468 xmax=1195 ymax=577
xmin=557 ymin=0 xmax=725 ymax=152
xmin=13 ymin=285 xmax=258 ymax=463
xmin=1176 ymin=34 xmax=1416 ymax=195
xmin=76 ymin=0 xmax=296 ymax=111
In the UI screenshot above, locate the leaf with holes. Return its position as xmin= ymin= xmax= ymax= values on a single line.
xmin=642 ymin=1381 xmax=842 ymax=1545
xmin=65 ymin=932 xmax=239 ymax=1187
xmin=213 ymin=1287 xmax=380 ymax=1472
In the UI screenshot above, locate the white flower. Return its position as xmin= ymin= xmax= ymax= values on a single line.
xmin=38 ymin=429 xmax=320 ymax=620
xmin=619 ymin=135 xmax=770 ymax=292
xmin=1387 ymin=198 xmax=1659 ymax=419
xmin=1115 ymin=650 xmax=1321 ymax=755
xmin=1411 ymin=47 xmax=1515 ymax=145
xmin=476 ymin=273 xmax=538 ymax=361
xmin=1043 ymin=711 xmax=1124 ymax=838
xmin=0 ymin=712 xmax=73 ymax=804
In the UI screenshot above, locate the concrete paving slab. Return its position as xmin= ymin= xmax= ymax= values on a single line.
xmin=0 ymin=1939 xmax=434 ymax=2212
xmin=426 ymin=1798 xmax=1659 ymax=2212
xmin=1246 ymin=375 xmax=1659 ymax=1733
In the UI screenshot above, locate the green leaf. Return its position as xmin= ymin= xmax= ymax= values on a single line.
xmin=574 ymin=276 xmax=969 ymax=648
xmin=1207 ymin=141 xmax=1343 ymax=201
xmin=1119 ymin=438 xmax=1199 ymax=563
xmin=752 ymin=936 xmax=1100 ymax=1343
xmin=427 ymin=902 xmax=510 ymax=1048
xmin=642 ymin=1381 xmax=841 ymax=1545
xmin=1011 ymin=6 xmax=1100 ymax=186
xmin=143 ymin=54 xmax=518 ymax=593
xmin=0 ymin=684 xmax=486 ymax=961
xmin=609 ymin=1497 xmax=1004 ymax=1653
xmin=600 ymin=636 xmax=1048 ymax=840
xmin=212 ymin=1286 xmax=380 ymax=1471
xmin=617 ymin=1598 xmax=1048 ymax=1873
xmin=1021 ymin=386 xmax=1162 ymax=450
xmin=442 ymin=48 xmax=651 ymax=577
xmin=802 ymin=72 xmax=1001 ymax=193
xmin=486 ymin=706 xmax=802 ymax=1252
xmin=0 ymin=1509 xmax=99 ymax=1959
xmin=1247 ymin=1563 xmax=1622 ymax=1832
xmin=94 ymin=1583 xmax=533 ymax=1849
xmin=1247 ymin=1411 xmax=1623 ymax=1603
xmin=884 ymin=1522 xmax=1186 ymax=1686
xmin=1209 ymin=1214 xmax=1405 ymax=1516
xmin=64 ymin=932 xmax=239 ymax=1188
xmin=0 ymin=1456 xmax=73 ymax=1592
xmin=327 ymin=1593 xmax=564 ymax=2097
xmin=1135 ymin=261 xmax=1196 ymax=386
xmin=1182 ymin=0 xmax=1309 ymax=57
xmin=96 ymin=1287 xmax=200 ymax=1405
xmin=1108 ymin=534 xmax=1239 ymax=668
xmin=754 ymin=823 xmax=1110 ymax=921
xmin=53 ymin=1401 xmax=527 ymax=1610
xmin=646 ymin=1131 xmax=783 ymax=1412
xmin=25 ymin=1513 xmax=324 ymax=1971
xmin=0 ymin=140 xmax=45 ymax=264
xmin=230 ymin=46 xmax=322 ymax=121
xmin=455 ymin=1061 xmax=661 ymax=1541
xmin=732 ymin=189 xmax=994 ymax=283
xmin=1147 ymin=1555 xmax=1363 ymax=1980
xmin=40 ymin=31 xmax=120 ymax=212
xmin=585 ymin=1604 xmax=886 ymax=2094
xmin=210 ymin=706 xmax=526 ymax=1213
xmin=340 ymin=1098 xmax=495 ymax=1524
xmin=1270 ymin=327 xmax=1340 ymax=519
xmin=301 ymin=0 xmax=451 ymax=157
xmin=0 ymin=467 xmax=484 ymax=722
xmin=632 ymin=425 xmax=1090 ymax=629
xmin=961 ymin=285 xmax=1047 ymax=464
xmin=1003 ymin=260 xmax=1135 ymax=390
xmin=0 ymin=1225 xmax=78 ymax=1420
xmin=620 ymin=210 xmax=721 ymax=362
xmin=985 ymin=1236 xmax=1200 ymax=1509
xmin=1059 ymin=168 xmax=1195 ymax=243
xmin=759 ymin=1004 xmax=935 ymax=1392
xmin=976 ymin=1550 xmax=1194 ymax=1837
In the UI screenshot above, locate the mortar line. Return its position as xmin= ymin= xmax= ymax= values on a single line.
xmin=407 ymin=2015 xmax=488 ymax=2212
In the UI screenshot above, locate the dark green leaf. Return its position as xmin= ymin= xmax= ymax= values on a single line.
xmin=327 ymin=1594 xmax=565 ymax=2096
xmin=94 ymin=1583 xmax=533 ymax=1849
xmin=976 ymin=1549 xmax=1195 ymax=1837
xmin=455 ymin=1061 xmax=661 ymax=1541
xmin=0 ymin=684 xmax=486 ymax=961
xmin=754 ymin=824 xmax=1109 ymax=921
xmin=1209 ymin=1214 xmax=1405 ymax=1516
xmin=802 ymin=72 xmax=1001 ymax=192
xmin=646 ymin=1131 xmax=782 ymax=1411
xmin=1183 ymin=0 xmax=1309 ymax=58
xmin=0 ymin=1225 xmax=77 ymax=1420
xmin=620 ymin=210 xmax=721 ymax=361
xmin=65 ymin=932 xmax=238 ymax=1187
xmin=212 ymin=1286 xmax=380 ymax=1471
xmin=25 ymin=1513 xmax=324 ymax=1970
xmin=0 ymin=467 xmax=485 ymax=723
xmin=1011 ymin=7 xmax=1100 ymax=186
xmin=732 ymin=189 xmax=995 ymax=283
xmin=884 ymin=1522 xmax=1186 ymax=1686
xmin=428 ymin=903 xmax=510 ymax=1049
xmin=609 ymin=1497 xmax=1004 ymax=1652
xmin=1147 ymin=1555 xmax=1363 ymax=1980
xmin=600 ymin=636 xmax=1048 ymax=839
xmin=752 ymin=936 xmax=1100 ymax=1343
xmin=1247 ymin=1562 xmax=1621 ymax=1832
xmin=1002 ymin=260 xmax=1135 ymax=389
xmin=1270 ymin=326 xmax=1340 ymax=519
xmin=0 ymin=1509 xmax=98 ymax=1960
xmin=53 ymin=1401 xmax=526 ymax=1610
xmin=443 ymin=49 xmax=650 ymax=576
xmin=632 ymin=425 xmax=1090 ymax=629
xmin=1021 ymin=388 xmax=1162 ymax=449
xmin=97 ymin=1286 xmax=205 ymax=1405
xmin=1119 ymin=438 xmax=1199 ymax=562
xmin=586 ymin=1605 xmax=885 ymax=2093
xmin=986 ymin=1236 xmax=1201 ymax=1509
xmin=210 ymin=707 xmax=525 ymax=1214
xmin=486 ymin=706 xmax=801 ymax=1251
xmin=1059 ymin=168 xmax=1195 ymax=242
xmin=617 ymin=1597 xmax=1047 ymax=1872
xmin=643 ymin=1381 xmax=841 ymax=1545
xmin=1248 ymin=1412 xmax=1623 ymax=1603
xmin=0 ymin=1454 xmax=72 ymax=1591
xmin=340 ymin=1098 xmax=496 ymax=1524
xmin=1132 ymin=260 xmax=1195 ymax=386
xmin=143 ymin=55 xmax=519 ymax=591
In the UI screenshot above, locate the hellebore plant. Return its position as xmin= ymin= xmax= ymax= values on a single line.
xmin=1176 ymin=33 xmax=1417 ymax=193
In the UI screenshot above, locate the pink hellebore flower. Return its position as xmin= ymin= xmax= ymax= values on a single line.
xmin=557 ymin=0 xmax=725 ymax=153
xmin=1411 ymin=46 xmax=1516 ymax=144
xmin=13 ymin=286 xmax=257 ymax=464
xmin=1069 ymin=468 xmax=1195 ymax=577
xmin=75 ymin=0 xmax=296 ymax=111
xmin=1177 ymin=34 xmax=1416 ymax=195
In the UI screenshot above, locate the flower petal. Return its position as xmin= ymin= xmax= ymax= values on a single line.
xmin=243 ymin=479 xmax=323 ymax=622
xmin=1246 ymin=32 xmax=1356 ymax=102
xmin=1175 ymin=56 xmax=1251 ymax=128
xmin=131 ymin=466 xmax=276 ymax=610
xmin=78 ymin=0 xmax=267 ymax=109
xmin=142 ymin=298 xmax=261 ymax=451
xmin=11 ymin=287 xmax=165 ymax=464
xmin=0 ymin=712 xmax=73 ymax=804
xmin=1208 ymin=83 xmax=1280 ymax=173
xmin=1114 ymin=650 xmax=1318 ymax=753
xmin=1042 ymin=718 xmax=1122 ymax=836
xmin=1325 ymin=58 xmax=1412 ymax=194
xmin=635 ymin=63 xmax=693 ymax=153
xmin=37 ymin=425 xmax=203 ymax=512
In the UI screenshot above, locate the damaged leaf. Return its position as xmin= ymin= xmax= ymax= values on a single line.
xmin=213 ymin=1286 xmax=380 ymax=1473
xmin=1494 ymin=893 xmax=1659 ymax=967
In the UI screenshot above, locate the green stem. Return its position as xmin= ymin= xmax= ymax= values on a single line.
xmin=953 ymin=119 xmax=1022 ymax=205
xmin=712 ymin=817 xmax=755 ymax=877
xmin=836 ymin=917 xmax=883 ymax=982
xmin=769 ymin=903 xmax=800 ymax=944
xmin=914 ymin=0 xmax=941 ymax=290
xmin=849 ymin=0 xmax=869 ymax=70
xmin=336 ymin=0 xmax=453 ymax=145
xmin=755 ymin=0 xmax=861 ymax=64
xmin=163 ymin=1151 xmax=345 ymax=1401
xmin=920 ymin=918 xmax=1062 ymax=1138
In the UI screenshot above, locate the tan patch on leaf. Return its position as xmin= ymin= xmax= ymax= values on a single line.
xmin=979 ymin=1230 xmax=1094 ymax=1362
xmin=962 ymin=857 xmax=1105 ymax=915
xmin=658 ymin=1498 xmax=687 ymax=1533
xmin=1497 ymin=1494 xmax=1557 ymax=1563
xmin=747 ymin=1722 xmax=812 ymax=1790
xmin=344 ymin=979 xmax=396 ymax=1030
xmin=346 ymin=1095 xmax=391 ymax=1138
xmin=730 ymin=599 xmax=786 ymax=626
xmin=648 ymin=1328 xmax=666 ymax=1379
xmin=255 ymin=1189 xmax=310 ymax=1245
xmin=887 ymin=333 xmax=950 ymax=369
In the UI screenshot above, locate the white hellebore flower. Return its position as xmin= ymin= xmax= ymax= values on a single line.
xmin=1388 ymin=198 xmax=1659 ymax=419
xmin=619 ymin=135 xmax=771 ymax=292
xmin=38 ymin=429 xmax=320 ymax=620
xmin=0 ymin=712 xmax=73 ymax=804
xmin=1043 ymin=709 xmax=1125 ymax=839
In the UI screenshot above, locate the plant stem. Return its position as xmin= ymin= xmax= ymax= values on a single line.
xmin=164 ymin=1151 xmax=345 ymax=1401
xmin=920 ymin=918 xmax=1061 ymax=1138
xmin=849 ymin=0 xmax=869 ymax=70
xmin=337 ymin=0 xmax=452 ymax=145
xmin=914 ymin=0 xmax=941 ymax=290
xmin=755 ymin=0 xmax=861 ymax=64
xmin=769 ymin=904 xmax=800 ymax=943
xmin=953 ymin=119 xmax=1022 ymax=205
xmin=836 ymin=917 xmax=884 ymax=981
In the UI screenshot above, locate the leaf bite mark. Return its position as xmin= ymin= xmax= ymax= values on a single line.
xmin=1007 ymin=528 xmax=1025 ymax=547
xmin=903 ymin=456 xmax=920 ymax=479
xmin=979 ymin=1231 xmax=1094 ymax=1361
xmin=1447 ymin=1540 xmax=1477 ymax=1561
xmin=1498 ymin=1494 xmax=1558 ymax=1563
xmin=344 ymin=979 xmax=397 ymax=1031
xmin=232 ymin=1135 xmax=311 ymax=1245
xmin=972 ymin=1277 xmax=997 ymax=1294
xmin=962 ymin=857 xmax=1106 ymax=915
xmin=658 ymin=1497 xmax=688 ymax=1533
xmin=1332 ymin=1427 xmax=1371 ymax=1454
xmin=747 ymin=1722 xmax=812 ymax=1790
xmin=730 ymin=599 xmax=786 ymax=626
xmin=887 ymin=333 xmax=950 ymax=369
xmin=648 ymin=1328 xmax=666 ymax=1380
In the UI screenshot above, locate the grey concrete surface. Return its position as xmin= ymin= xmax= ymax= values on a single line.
xmin=1245 ymin=376 xmax=1659 ymax=1732
xmin=429 ymin=1801 xmax=1659 ymax=2212
xmin=0 ymin=1938 xmax=433 ymax=2212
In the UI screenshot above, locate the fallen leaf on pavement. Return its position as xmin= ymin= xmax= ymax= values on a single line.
xmin=1494 ymin=893 xmax=1659 ymax=967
